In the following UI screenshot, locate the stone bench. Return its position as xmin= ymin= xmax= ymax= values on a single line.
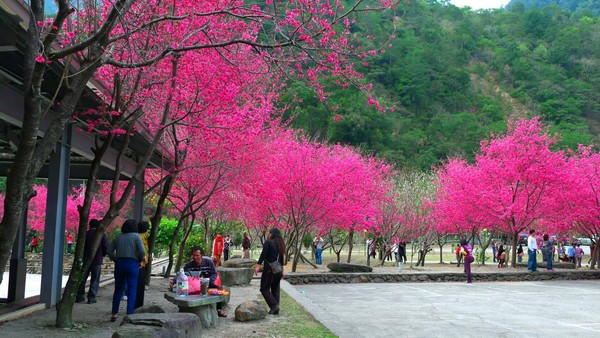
xmin=164 ymin=293 xmax=227 ymax=328
xmin=217 ymin=267 xmax=254 ymax=286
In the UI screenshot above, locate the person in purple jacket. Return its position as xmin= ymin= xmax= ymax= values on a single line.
xmin=76 ymin=219 xmax=110 ymax=304
xmin=460 ymin=239 xmax=474 ymax=283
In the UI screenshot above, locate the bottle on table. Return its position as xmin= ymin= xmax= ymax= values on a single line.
xmin=176 ymin=269 xmax=189 ymax=297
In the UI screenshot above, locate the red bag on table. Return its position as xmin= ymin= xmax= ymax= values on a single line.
xmin=188 ymin=276 xmax=202 ymax=295
xmin=214 ymin=273 xmax=222 ymax=288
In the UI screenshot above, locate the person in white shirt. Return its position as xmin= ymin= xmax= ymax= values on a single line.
xmin=527 ymin=229 xmax=538 ymax=272
xmin=313 ymin=235 xmax=324 ymax=265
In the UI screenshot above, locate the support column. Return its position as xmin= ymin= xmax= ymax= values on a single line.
xmin=7 ymin=205 xmax=28 ymax=302
xmin=40 ymin=126 xmax=71 ymax=308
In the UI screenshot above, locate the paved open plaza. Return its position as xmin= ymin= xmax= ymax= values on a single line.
xmin=283 ymin=279 xmax=600 ymax=338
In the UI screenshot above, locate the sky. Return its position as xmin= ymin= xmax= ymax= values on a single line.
xmin=449 ymin=0 xmax=511 ymax=10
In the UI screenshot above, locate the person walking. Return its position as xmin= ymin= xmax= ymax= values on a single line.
xmin=455 ymin=244 xmax=462 ymax=267
xmin=398 ymin=241 xmax=407 ymax=263
xmin=370 ymin=241 xmax=377 ymax=258
xmin=223 ymin=234 xmax=233 ymax=261
xmin=575 ymin=244 xmax=584 ymax=268
xmin=567 ymin=245 xmax=576 ymax=265
xmin=255 ymin=228 xmax=286 ymax=315
xmin=527 ymin=229 xmax=538 ymax=272
xmin=66 ymin=233 xmax=74 ymax=254
xmin=491 ymin=242 xmax=498 ymax=263
xmin=543 ymin=234 xmax=554 ymax=271
xmin=242 ymin=232 xmax=251 ymax=259
xmin=517 ymin=244 xmax=524 ymax=263
xmin=384 ymin=243 xmax=393 ymax=261
xmin=460 ymin=239 xmax=474 ymax=283
xmin=213 ymin=233 xmax=224 ymax=267
xmin=76 ymin=219 xmax=109 ymax=304
xmin=108 ymin=219 xmax=146 ymax=322
xmin=135 ymin=221 xmax=150 ymax=309
xmin=29 ymin=235 xmax=39 ymax=253
xmin=497 ymin=245 xmax=506 ymax=268
xmin=313 ymin=234 xmax=324 ymax=265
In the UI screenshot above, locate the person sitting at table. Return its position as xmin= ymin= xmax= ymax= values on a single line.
xmin=184 ymin=246 xmax=227 ymax=318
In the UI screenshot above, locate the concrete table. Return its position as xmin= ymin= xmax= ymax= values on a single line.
xmin=164 ymin=293 xmax=226 ymax=328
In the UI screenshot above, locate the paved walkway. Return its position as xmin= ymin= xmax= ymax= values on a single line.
xmin=282 ymin=279 xmax=600 ymax=338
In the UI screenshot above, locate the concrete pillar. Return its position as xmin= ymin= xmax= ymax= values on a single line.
xmin=40 ymin=126 xmax=71 ymax=307
xmin=7 ymin=205 xmax=28 ymax=301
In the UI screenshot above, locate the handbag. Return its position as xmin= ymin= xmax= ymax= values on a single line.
xmin=268 ymin=259 xmax=283 ymax=275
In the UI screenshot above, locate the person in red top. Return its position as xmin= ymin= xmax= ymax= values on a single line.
xmin=66 ymin=233 xmax=74 ymax=254
xmin=213 ymin=233 xmax=224 ymax=266
xmin=30 ymin=235 xmax=39 ymax=253
xmin=455 ymin=244 xmax=462 ymax=267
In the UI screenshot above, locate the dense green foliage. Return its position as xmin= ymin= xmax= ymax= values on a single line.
xmin=282 ymin=0 xmax=599 ymax=170
xmin=153 ymin=218 xmax=205 ymax=257
xmin=508 ymin=0 xmax=600 ymax=17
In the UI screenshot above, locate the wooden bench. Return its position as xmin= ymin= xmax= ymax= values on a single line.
xmin=164 ymin=293 xmax=227 ymax=328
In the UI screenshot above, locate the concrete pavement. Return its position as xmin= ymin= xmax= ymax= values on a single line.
xmin=282 ymin=279 xmax=600 ymax=338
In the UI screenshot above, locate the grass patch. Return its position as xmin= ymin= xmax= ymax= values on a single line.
xmin=265 ymin=291 xmax=336 ymax=338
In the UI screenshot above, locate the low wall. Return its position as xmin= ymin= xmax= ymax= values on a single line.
xmin=284 ymin=270 xmax=600 ymax=285
xmin=4 ymin=253 xmax=115 ymax=275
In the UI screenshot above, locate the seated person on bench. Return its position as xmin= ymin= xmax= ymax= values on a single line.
xmin=184 ymin=246 xmax=227 ymax=318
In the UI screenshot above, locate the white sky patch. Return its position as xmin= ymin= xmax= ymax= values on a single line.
xmin=449 ymin=0 xmax=511 ymax=10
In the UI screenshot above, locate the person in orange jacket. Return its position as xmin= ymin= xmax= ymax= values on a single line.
xmin=213 ymin=233 xmax=224 ymax=266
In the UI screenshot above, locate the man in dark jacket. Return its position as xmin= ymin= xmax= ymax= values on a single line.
xmin=184 ymin=246 xmax=227 ymax=317
xmin=76 ymin=219 xmax=110 ymax=304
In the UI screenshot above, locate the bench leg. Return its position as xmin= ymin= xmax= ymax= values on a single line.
xmin=179 ymin=304 xmax=219 ymax=328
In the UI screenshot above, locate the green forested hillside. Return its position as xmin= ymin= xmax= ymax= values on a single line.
xmin=508 ymin=0 xmax=600 ymax=16
xmin=281 ymin=0 xmax=599 ymax=170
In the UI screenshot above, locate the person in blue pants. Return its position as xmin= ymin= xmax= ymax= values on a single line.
xmin=313 ymin=235 xmax=324 ymax=265
xmin=108 ymin=219 xmax=146 ymax=322
xmin=527 ymin=229 xmax=538 ymax=272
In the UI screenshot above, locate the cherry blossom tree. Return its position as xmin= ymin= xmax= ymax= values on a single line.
xmin=376 ymin=171 xmax=436 ymax=267
xmin=564 ymin=146 xmax=600 ymax=268
xmin=236 ymin=130 xmax=393 ymax=271
xmin=1 ymin=0 xmax=400 ymax=300
xmin=432 ymin=117 xmax=571 ymax=267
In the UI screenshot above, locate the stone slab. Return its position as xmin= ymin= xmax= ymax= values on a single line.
xmin=217 ymin=267 xmax=254 ymax=286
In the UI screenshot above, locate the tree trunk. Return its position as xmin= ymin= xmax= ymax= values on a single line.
xmin=56 ymin=129 xmax=120 ymax=327
xmin=510 ymin=232 xmax=518 ymax=268
xmin=590 ymin=243 xmax=599 ymax=270
xmin=147 ymin=174 xmax=175 ymax=279
xmin=346 ymin=230 xmax=353 ymax=263
xmin=291 ymin=240 xmax=301 ymax=272
xmin=165 ymin=215 xmax=187 ymax=277
xmin=298 ymin=252 xmax=317 ymax=268
xmin=176 ymin=215 xmax=195 ymax=272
